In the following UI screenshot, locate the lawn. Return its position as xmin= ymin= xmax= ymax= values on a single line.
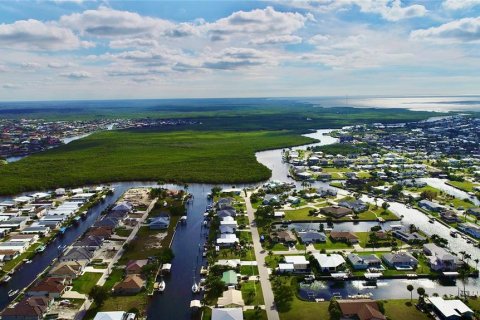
xmin=103 ymin=268 xmax=124 ymax=291
xmin=313 ymin=237 xmax=352 ymax=250
xmin=98 ymin=294 xmax=148 ymax=313
xmin=218 ymin=248 xmax=256 ymax=261
xmin=0 ymin=130 xmax=314 ymax=195
xmin=448 ymin=180 xmax=478 ymax=192
xmin=241 ymin=281 xmax=264 ymax=305
xmin=240 ymin=265 xmax=259 ymax=276
xmin=72 ymin=272 xmax=102 ymax=294
xmin=279 ymin=298 xmax=330 ymax=320
xmin=244 ymin=309 xmax=268 ymax=320
xmin=382 ymin=299 xmax=430 ymax=320
xmin=284 ymin=207 xmax=320 ymax=220
xmin=237 ymin=231 xmax=253 ymax=243
xmin=114 ymin=227 xmax=133 ymax=237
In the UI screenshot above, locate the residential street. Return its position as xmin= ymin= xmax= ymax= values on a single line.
xmin=244 ymin=193 xmax=280 ymax=320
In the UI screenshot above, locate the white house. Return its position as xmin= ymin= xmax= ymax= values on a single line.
xmin=428 ymin=297 xmax=473 ymax=320
xmin=312 ymin=253 xmax=346 ymax=272
xmin=283 ymin=255 xmax=310 ymax=271
xmin=217 ymin=234 xmax=239 ymax=247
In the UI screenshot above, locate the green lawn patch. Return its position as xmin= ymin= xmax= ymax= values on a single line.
xmin=283 ymin=207 xmax=320 ymax=220
xmin=313 ymin=237 xmax=352 ymax=250
xmin=241 ymin=281 xmax=264 ymax=305
xmin=72 ymin=272 xmax=102 ymax=294
xmin=240 ymin=265 xmax=259 ymax=276
xmin=382 ymin=299 xmax=430 ymax=320
xmin=448 ymin=180 xmax=478 ymax=192
xmin=244 ymin=309 xmax=267 ymax=320
xmin=114 ymin=227 xmax=133 ymax=237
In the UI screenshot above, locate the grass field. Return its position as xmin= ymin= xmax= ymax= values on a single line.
xmin=448 ymin=180 xmax=479 ymax=192
xmin=0 ymin=130 xmax=313 ymax=195
xmin=241 ymin=281 xmax=264 ymax=305
xmin=72 ymin=272 xmax=102 ymax=294
xmin=382 ymin=299 xmax=430 ymax=320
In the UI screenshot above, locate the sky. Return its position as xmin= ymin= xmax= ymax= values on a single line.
xmin=0 ymin=0 xmax=480 ymax=101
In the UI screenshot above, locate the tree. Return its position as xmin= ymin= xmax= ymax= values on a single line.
xmin=88 ymin=286 xmax=109 ymax=307
xmin=417 ymin=287 xmax=425 ymax=302
xmin=407 ymin=284 xmax=414 ymax=302
xmin=381 ymin=202 xmax=390 ymax=212
xmin=328 ymin=299 xmax=342 ymax=320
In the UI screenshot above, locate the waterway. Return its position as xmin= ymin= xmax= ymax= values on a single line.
xmin=419 ymin=177 xmax=480 ymax=206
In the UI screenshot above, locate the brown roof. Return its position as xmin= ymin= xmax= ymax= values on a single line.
xmin=1 ymin=296 xmax=51 ymax=318
xmin=126 ymin=259 xmax=149 ymax=272
xmin=321 ymin=206 xmax=352 ymax=218
xmin=114 ymin=274 xmax=145 ymax=291
xmin=49 ymin=261 xmax=84 ymax=277
xmin=275 ymin=230 xmax=296 ymax=242
xmin=85 ymin=227 xmax=113 ymax=238
xmin=338 ymin=299 xmax=386 ymax=320
xmin=330 ymin=231 xmax=359 ymax=241
xmin=29 ymin=277 xmax=66 ymax=294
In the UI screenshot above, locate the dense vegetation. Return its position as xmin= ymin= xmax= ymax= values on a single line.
xmin=0 ymin=129 xmax=313 ymax=195
xmin=312 ymin=142 xmax=378 ymax=156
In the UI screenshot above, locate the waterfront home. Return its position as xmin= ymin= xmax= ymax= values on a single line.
xmin=126 ymin=260 xmax=149 ymax=274
xmin=111 ymin=202 xmax=133 ymax=213
xmin=0 ymin=250 xmax=19 ymax=261
xmin=86 ymin=227 xmax=113 ymax=239
xmin=221 ymin=270 xmax=238 ymax=286
xmin=272 ymin=230 xmax=297 ymax=245
xmin=217 ymin=198 xmax=234 ymax=210
xmin=27 ymin=277 xmax=67 ymax=299
xmin=392 ymin=229 xmax=427 ymax=244
xmin=113 ymin=274 xmax=145 ymax=295
xmin=347 ymin=253 xmax=382 ymax=270
xmin=216 ymin=208 xmax=237 ymax=219
xmin=93 ymin=311 xmax=136 ymax=320
xmin=297 ymin=230 xmax=326 ymax=244
xmin=381 ymin=252 xmax=418 ymax=269
xmin=440 ymin=210 xmax=460 ymax=223
xmin=427 ymin=297 xmax=474 ymax=320
xmin=148 ymin=216 xmax=170 ymax=230
xmin=59 ymin=247 xmax=93 ymax=263
xmin=220 ymin=216 xmax=238 ymax=229
xmin=0 ymin=296 xmax=51 ymax=320
xmin=337 ymin=299 xmax=386 ymax=320
xmin=219 ymin=226 xmax=235 ymax=234
xmin=48 ymin=261 xmax=85 ymax=280
xmin=283 ymin=255 xmax=309 ymax=271
xmin=217 ymin=234 xmax=239 ymax=247
xmin=320 ymin=206 xmax=352 ymax=218
xmin=423 ymin=243 xmax=459 ymax=271
xmin=466 ymin=207 xmax=480 ymax=217
xmin=95 ymin=216 xmax=122 ymax=229
xmin=217 ymin=288 xmax=245 ymax=308
xmin=22 ymin=225 xmax=50 ymax=235
xmin=338 ymin=200 xmax=368 ymax=213
xmin=73 ymin=235 xmax=103 ymax=251
xmin=55 ymin=188 xmax=66 ymax=196
xmin=13 ymin=196 xmax=33 ymax=205
xmin=330 ymin=231 xmax=359 ymax=244
xmin=211 ymin=308 xmax=243 ymax=320
xmin=312 ymin=253 xmax=346 ymax=272
xmin=418 ymin=200 xmax=444 ymax=212
xmin=457 ymin=222 xmax=480 ymax=238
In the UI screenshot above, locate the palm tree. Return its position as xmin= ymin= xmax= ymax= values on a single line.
xmin=417 ymin=287 xmax=425 ymax=303
xmin=407 ymin=284 xmax=414 ymax=302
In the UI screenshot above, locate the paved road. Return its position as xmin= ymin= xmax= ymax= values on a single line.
xmin=244 ymin=193 xmax=280 ymax=320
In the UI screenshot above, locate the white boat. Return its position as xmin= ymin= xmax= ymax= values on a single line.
xmin=8 ymin=289 xmax=18 ymax=297
xmin=181 ymin=216 xmax=188 ymax=224
xmin=192 ymin=282 xmax=200 ymax=293
xmin=158 ymin=280 xmax=166 ymax=292
xmin=2 ymin=276 xmax=11 ymax=283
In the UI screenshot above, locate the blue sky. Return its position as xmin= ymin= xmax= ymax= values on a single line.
xmin=0 ymin=0 xmax=479 ymax=100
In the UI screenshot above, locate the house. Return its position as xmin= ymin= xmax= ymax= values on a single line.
xmin=262 ymin=194 xmax=280 ymax=205
xmin=0 ymin=250 xmax=20 ymax=261
xmin=27 ymin=277 xmax=67 ymax=299
xmin=126 ymin=260 xmax=149 ymax=274
xmin=48 ymin=261 xmax=85 ymax=280
xmin=111 ymin=202 xmax=133 ymax=213
xmin=320 ymin=206 xmax=352 ymax=218
xmin=418 ymin=200 xmax=444 ymax=212
xmin=338 ymin=200 xmax=368 ymax=213
xmin=9 ymin=234 xmax=38 ymax=244
xmin=59 ymin=247 xmax=93 ymax=263
xmin=211 ymin=308 xmax=243 ymax=320
xmin=217 ymin=234 xmax=239 ymax=247
xmin=73 ymin=235 xmax=103 ymax=251
xmin=423 ymin=243 xmax=459 ymax=271
xmin=93 ymin=311 xmax=136 ymax=320
xmin=347 ymin=253 xmax=382 ymax=270
xmin=0 ymin=241 xmax=29 ymax=254
xmin=382 ymin=252 xmax=418 ymax=269
xmin=440 ymin=210 xmax=460 ymax=223
xmin=113 ymin=274 xmax=145 ymax=295
xmin=0 ymin=217 xmax=28 ymax=230
xmin=216 ymin=209 xmax=236 ymax=219
xmin=337 ymin=299 xmax=386 ymax=320
xmin=22 ymin=225 xmax=50 ymax=235
xmin=217 ymin=198 xmax=234 ymax=210
xmin=428 ymin=297 xmax=474 ymax=320
xmin=148 ymin=216 xmax=170 ymax=230
xmin=1 ymin=296 xmax=51 ymax=320
xmin=297 ymin=230 xmax=326 ymax=244
xmin=272 ymin=230 xmax=296 ymax=244
xmin=219 ymin=226 xmax=235 ymax=234
xmin=283 ymin=255 xmax=309 ymax=271
xmin=392 ymin=229 xmax=427 ymax=244
xmin=466 ymin=207 xmax=480 ymax=217
xmin=221 ymin=270 xmax=238 ymax=286
xmin=330 ymin=231 xmax=359 ymax=244
xmin=217 ymin=288 xmax=245 ymax=308
xmin=220 ymin=216 xmax=238 ymax=229
xmin=86 ymin=227 xmax=113 ymax=239
xmin=457 ymin=222 xmax=480 ymax=238
xmin=312 ymin=253 xmax=346 ymax=272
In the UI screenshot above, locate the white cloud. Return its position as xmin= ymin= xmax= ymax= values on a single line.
xmin=202 ymin=47 xmax=273 ymax=70
xmin=206 ymin=6 xmax=310 ymax=41
xmin=60 ymin=6 xmax=175 ymax=38
xmin=109 ymin=38 xmax=159 ymax=49
xmin=0 ymin=19 xmax=90 ymax=50
xmin=288 ymin=0 xmax=427 ymax=21
xmin=411 ymin=17 xmax=480 ymax=43
xmin=20 ymin=62 xmax=41 ymax=70
xmin=48 ymin=62 xmax=75 ymax=69
xmin=250 ymin=35 xmax=302 ymax=45
xmin=307 ymin=34 xmax=330 ymax=45
xmin=60 ymin=71 xmax=91 ymax=79
xmin=443 ymin=0 xmax=480 ymax=10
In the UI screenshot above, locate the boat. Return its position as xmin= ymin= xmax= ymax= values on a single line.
xmin=192 ymin=282 xmax=200 ymax=293
xmin=158 ymin=279 xmax=166 ymax=292
xmin=8 ymin=289 xmax=18 ymax=297
xmin=180 ymin=216 xmax=187 ymax=224
xmin=59 ymin=227 xmax=67 ymax=234
xmin=450 ymin=231 xmax=458 ymax=238
xmin=74 ymin=216 xmax=82 ymax=223
xmin=35 ymin=245 xmax=46 ymax=253
xmin=1 ymin=276 xmax=11 ymax=283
